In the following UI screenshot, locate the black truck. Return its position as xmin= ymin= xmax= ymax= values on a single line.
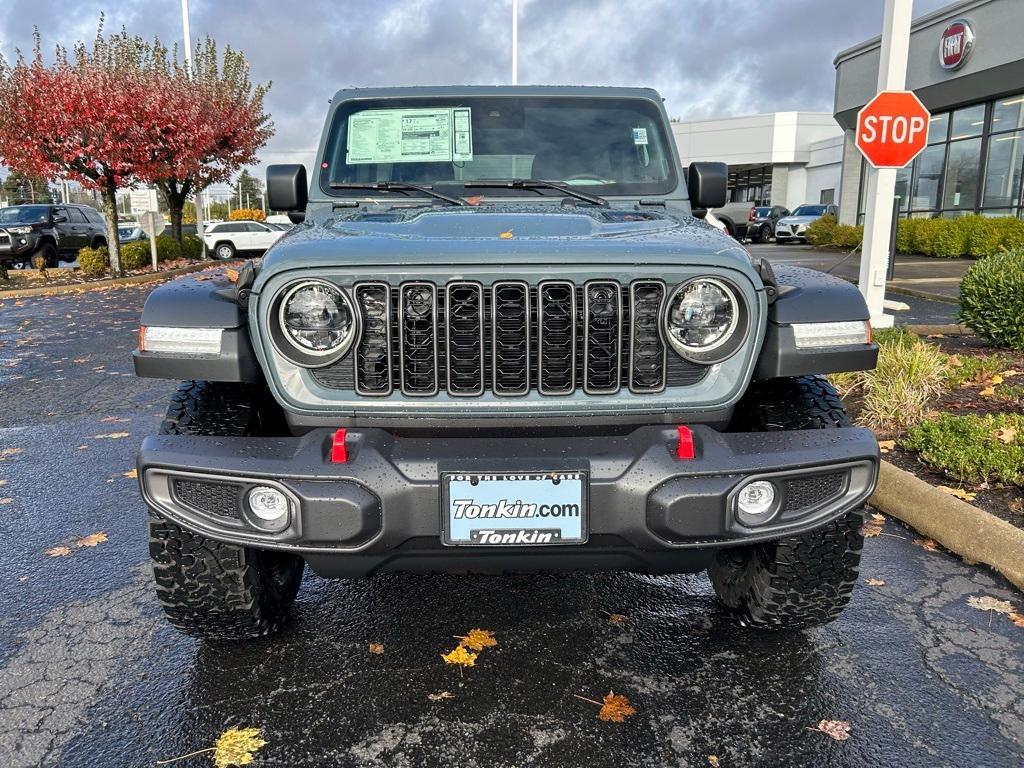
xmin=0 ymin=203 xmax=107 ymax=270
xmin=133 ymin=86 xmax=879 ymax=640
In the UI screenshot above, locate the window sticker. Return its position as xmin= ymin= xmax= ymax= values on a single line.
xmin=346 ymin=107 xmax=473 ymax=165
xmin=632 ymin=127 xmax=649 ymax=146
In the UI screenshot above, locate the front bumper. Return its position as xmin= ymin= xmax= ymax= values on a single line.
xmin=0 ymin=231 xmax=38 ymax=257
xmin=138 ymin=425 xmax=878 ymax=577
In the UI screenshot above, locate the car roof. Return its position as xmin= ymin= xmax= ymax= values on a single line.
xmin=330 ymin=84 xmax=664 ymax=104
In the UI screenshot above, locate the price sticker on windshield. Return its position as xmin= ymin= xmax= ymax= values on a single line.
xmin=346 ymin=107 xmax=473 ymax=165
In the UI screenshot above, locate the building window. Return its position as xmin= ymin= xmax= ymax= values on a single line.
xmin=949 ymin=104 xmax=985 ymax=140
xmin=983 ymin=132 xmax=1024 ymax=210
xmin=819 ymin=188 xmax=835 ymax=204
xmin=942 ymin=137 xmax=983 ymax=211
xmin=911 ymin=144 xmax=945 ymax=212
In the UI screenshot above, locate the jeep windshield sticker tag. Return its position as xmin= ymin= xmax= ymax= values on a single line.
xmin=632 ymin=127 xmax=648 ymax=145
xmin=446 ymin=472 xmax=585 ymax=545
xmin=345 ymin=107 xmax=473 ymax=165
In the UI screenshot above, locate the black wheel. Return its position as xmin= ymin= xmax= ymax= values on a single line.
xmin=148 ymin=380 xmax=303 ymax=640
xmin=214 ymin=241 xmax=236 ymax=260
xmin=32 ymin=241 xmax=58 ymax=269
xmin=760 ymin=224 xmax=773 ymax=242
xmin=92 ymin=237 xmax=107 ymax=249
xmin=709 ymin=376 xmax=865 ymax=629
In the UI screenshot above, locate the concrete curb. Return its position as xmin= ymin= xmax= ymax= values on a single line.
xmin=903 ymin=323 xmax=974 ymax=336
xmin=870 ymin=461 xmax=1024 ymax=591
xmin=0 ymin=261 xmax=219 ymax=300
xmin=885 ymin=284 xmax=959 ymax=305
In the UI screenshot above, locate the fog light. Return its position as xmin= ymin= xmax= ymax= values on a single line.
xmin=737 ymin=480 xmax=776 ymax=518
xmin=247 ymin=486 xmax=291 ymax=530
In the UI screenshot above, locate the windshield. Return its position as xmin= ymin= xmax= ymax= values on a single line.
xmin=792 ymin=205 xmax=827 ymax=217
xmin=0 ymin=205 xmax=49 ymax=224
xmin=754 ymin=207 xmax=772 ymax=216
xmin=320 ymin=96 xmax=677 ymax=198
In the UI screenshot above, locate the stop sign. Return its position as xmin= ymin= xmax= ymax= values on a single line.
xmin=856 ymin=91 xmax=931 ymax=169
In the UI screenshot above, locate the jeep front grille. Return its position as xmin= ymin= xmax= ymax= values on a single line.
xmin=314 ymin=279 xmax=706 ymax=397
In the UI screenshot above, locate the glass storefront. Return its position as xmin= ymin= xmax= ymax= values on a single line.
xmin=727 ymin=165 xmax=772 ymax=205
xmin=857 ymin=92 xmax=1024 ymax=222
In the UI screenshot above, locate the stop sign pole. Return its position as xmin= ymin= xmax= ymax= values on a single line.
xmin=857 ymin=0 xmax=916 ymax=329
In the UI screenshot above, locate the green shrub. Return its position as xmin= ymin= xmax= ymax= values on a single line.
xmin=967 ymin=217 xmax=1004 ymax=258
xmin=958 ymin=249 xmax=1024 ymax=350
xmin=895 ymin=217 xmax=920 ymax=254
xmin=931 ymin=216 xmax=974 ymax=258
xmin=831 ymin=223 xmax=863 ymax=249
xmin=77 ymin=246 xmax=108 ymax=277
xmin=904 ymin=413 xmax=1024 ymax=486
xmin=182 ymin=234 xmax=204 ymax=260
xmin=119 ymin=241 xmax=150 ymax=270
xmin=806 ymin=214 xmax=837 ymax=246
xmin=840 ymin=328 xmax=948 ymax=434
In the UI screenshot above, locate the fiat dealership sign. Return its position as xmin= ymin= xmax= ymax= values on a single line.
xmin=855 ymin=91 xmax=931 ymax=169
xmin=940 ymin=19 xmax=975 ymax=71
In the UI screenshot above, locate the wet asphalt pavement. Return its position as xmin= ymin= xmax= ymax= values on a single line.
xmin=1 ymin=281 xmax=1022 ymax=768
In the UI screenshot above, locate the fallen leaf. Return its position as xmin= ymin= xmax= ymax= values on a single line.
xmin=914 ymin=537 xmax=940 ymax=552
xmin=499 ymin=230 xmax=513 ymax=239
xmin=213 ymin=727 xmax=267 ymax=768
xmin=926 ymin=333 xmax=945 ymax=339
xmin=368 ymin=642 xmax=384 ymax=655
xmin=990 ymin=375 xmax=1004 ymax=386
xmin=465 ymin=195 xmax=484 ymax=206
xmin=0 ymin=447 xmax=24 ymax=458
xmin=878 ymin=440 xmax=896 ymax=454
xmin=441 ymin=645 xmax=478 ymax=667
xmin=1008 ymin=612 xmax=1024 ymax=628
xmin=967 ymin=595 xmax=1014 ymax=615
xmin=0 ymin=479 xmax=7 ymax=487
xmin=597 ymin=691 xmax=636 ymax=723
xmin=938 ymin=486 xmax=976 ymax=502
xmin=225 ymin=268 xmax=240 ymax=283
xmin=92 ymin=432 xmax=130 ymax=439
xmin=45 ymin=545 xmax=72 ymax=557
xmin=100 ymin=416 xmax=129 ymax=423
xmin=608 ymin=613 xmax=628 ymax=624
xmin=994 ymin=427 xmax=1017 ymax=444
xmin=815 ymin=720 xmax=851 ymax=741
xmin=999 ymin=369 xmax=1020 ymax=378
xmin=861 ymin=513 xmax=885 ymax=537
xmin=428 ymin=691 xmax=454 ymax=701
xmin=123 ymin=469 xmax=138 ymax=479
xmin=1010 ymin=499 xmax=1024 ymax=516
xmin=0 ymin=498 xmax=12 ymax=505
xmin=75 ymin=532 xmax=108 ymax=548
xmin=864 ymin=578 xmax=886 ymax=586
xmin=708 ymin=757 xmax=720 ymax=768
xmin=946 ymin=354 xmax=962 ymax=368
xmin=980 ymin=386 xmax=996 ymax=397
xmin=77 ymin=445 xmax=88 ymax=450
xmin=458 ymin=628 xmax=497 ymax=651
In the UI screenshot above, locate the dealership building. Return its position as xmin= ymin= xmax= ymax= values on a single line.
xmin=671 ymin=112 xmax=844 ymax=211
xmin=835 ymin=0 xmax=1024 ymax=224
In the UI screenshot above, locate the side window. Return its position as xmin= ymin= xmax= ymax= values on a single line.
xmin=84 ymin=208 xmax=104 ymax=224
xmin=68 ymin=208 xmax=88 ymax=223
xmin=51 ymin=207 xmax=68 ymax=222
xmin=247 ymin=223 xmax=267 ymax=232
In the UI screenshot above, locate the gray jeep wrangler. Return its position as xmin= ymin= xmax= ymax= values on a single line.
xmin=133 ymin=86 xmax=879 ymax=640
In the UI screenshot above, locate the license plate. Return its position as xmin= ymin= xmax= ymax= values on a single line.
xmin=442 ymin=471 xmax=588 ymax=546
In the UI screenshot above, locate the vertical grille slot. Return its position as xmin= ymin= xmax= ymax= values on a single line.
xmin=491 ymin=281 xmax=530 ymax=396
xmin=583 ymin=280 xmax=622 ymax=394
xmin=445 ymin=281 xmax=485 ymax=396
xmin=399 ymin=282 xmax=438 ymax=396
xmin=628 ymin=281 xmax=667 ymax=393
xmin=353 ymin=282 xmax=393 ymax=396
xmin=538 ymin=280 xmax=576 ymax=395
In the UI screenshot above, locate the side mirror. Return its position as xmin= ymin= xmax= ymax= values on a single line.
xmin=687 ymin=162 xmax=728 ymax=210
xmin=52 ymin=213 xmax=68 ymax=224
xmin=267 ymin=164 xmax=308 ymax=212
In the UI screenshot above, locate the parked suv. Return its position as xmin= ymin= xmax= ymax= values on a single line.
xmin=0 ymin=203 xmax=107 ymax=268
xmin=134 ymin=86 xmax=879 ymax=640
xmin=203 ymin=220 xmax=285 ymax=260
xmin=747 ymin=205 xmax=790 ymax=243
xmin=775 ymin=204 xmax=838 ymax=244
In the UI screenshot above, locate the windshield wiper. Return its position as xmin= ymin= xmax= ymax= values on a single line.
xmin=462 ymin=179 xmax=608 ymax=207
xmin=329 ymin=181 xmax=469 ymax=207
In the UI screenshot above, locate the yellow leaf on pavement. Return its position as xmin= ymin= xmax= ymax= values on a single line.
xmin=441 ymin=645 xmax=478 ymax=667
xmin=92 ymin=432 xmax=130 ymax=439
xmin=368 ymin=642 xmax=384 ymax=655
xmin=123 ymin=468 xmax=138 ymax=478
xmin=74 ymin=532 xmax=108 ymax=548
xmin=608 ymin=613 xmax=628 ymax=624
xmin=458 ymin=628 xmax=497 ymax=651
xmin=213 ymin=727 xmax=267 ymax=768
xmin=428 ymin=691 xmax=454 ymax=701
xmin=499 ymin=230 xmax=514 ymax=239
xmin=0 ymin=498 xmax=12 ymax=505
xmin=967 ymin=595 xmax=1014 ymax=615
xmin=864 ymin=578 xmax=885 ymax=586
xmin=914 ymin=537 xmax=940 ymax=552
xmin=597 ymin=690 xmax=636 ymax=723
xmin=45 ymin=545 xmax=72 ymax=557
xmin=1008 ymin=612 xmax=1024 ymax=628
xmin=225 ymin=268 xmax=240 ymax=283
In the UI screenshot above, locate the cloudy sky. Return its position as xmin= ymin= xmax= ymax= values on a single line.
xmin=0 ymin=0 xmax=954 ymax=178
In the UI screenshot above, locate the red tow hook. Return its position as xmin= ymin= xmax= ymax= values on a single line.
xmin=330 ymin=428 xmax=348 ymax=463
xmin=675 ymin=426 xmax=695 ymax=461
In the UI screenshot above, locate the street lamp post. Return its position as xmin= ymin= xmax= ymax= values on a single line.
xmin=180 ymin=0 xmax=206 ymax=248
xmin=512 ymin=0 xmax=518 ymax=85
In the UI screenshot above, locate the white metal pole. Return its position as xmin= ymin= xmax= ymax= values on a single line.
xmin=511 ymin=0 xmax=518 ymax=85
xmin=180 ymin=0 xmax=206 ymax=249
xmin=858 ymin=0 xmax=913 ymax=329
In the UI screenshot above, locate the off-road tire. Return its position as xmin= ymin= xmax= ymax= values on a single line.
xmin=148 ymin=380 xmax=303 ymax=639
xmin=32 ymin=241 xmax=58 ymax=269
xmin=709 ymin=376 xmax=865 ymax=629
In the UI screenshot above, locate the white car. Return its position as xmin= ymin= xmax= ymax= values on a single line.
xmin=203 ymin=220 xmax=286 ymax=260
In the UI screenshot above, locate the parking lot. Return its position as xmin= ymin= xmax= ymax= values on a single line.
xmin=0 ymin=279 xmax=1020 ymax=767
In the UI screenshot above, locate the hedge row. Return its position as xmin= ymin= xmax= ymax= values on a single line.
xmin=77 ymin=234 xmax=204 ymax=276
xmin=804 ymin=213 xmax=1024 ymax=258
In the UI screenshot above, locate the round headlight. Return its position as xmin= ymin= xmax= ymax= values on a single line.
xmin=664 ymin=278 xmax=744 ymax=363
xmin=275 ymin=280 xmax=358 ymax=363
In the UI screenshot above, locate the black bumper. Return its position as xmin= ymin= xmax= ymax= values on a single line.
xmin=0 ymin=232 xmax=38 ymax=259
xmin=137 ymin=425 xmax=879 ymax=577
